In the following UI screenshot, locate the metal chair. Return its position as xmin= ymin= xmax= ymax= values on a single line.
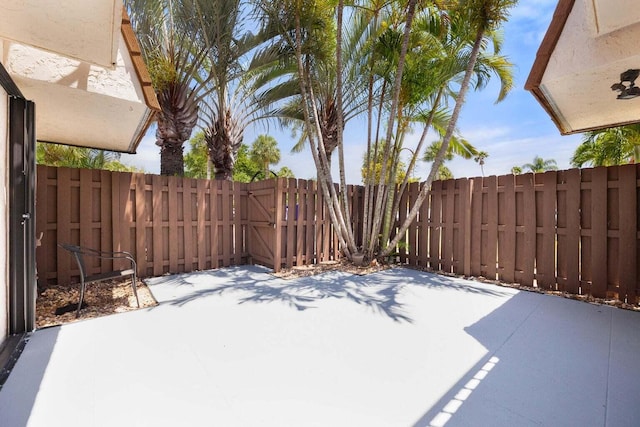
xmin=58 ymin=244 xmax=139 ymax=317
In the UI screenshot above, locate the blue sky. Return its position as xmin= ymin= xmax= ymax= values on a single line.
xmin=122 ymin=0 xmax=583 ymax=183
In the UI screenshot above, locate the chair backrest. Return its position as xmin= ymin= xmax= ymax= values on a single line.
xmin=58 ymin=243 xmax=88 ymax=279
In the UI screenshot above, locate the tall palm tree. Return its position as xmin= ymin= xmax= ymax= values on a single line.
xmin=380 ymin=0 xmax=518 ymax=257
xmin=474 ymin=151 xmax=489 ymax=176
xmin=571 ymin=124 xmax=640 ymax=167
xmin=522 ymin=156 xmax=558 ymax=173
xmin=368 ymin=1 xmax=514 ymax=253
xmin=191 ymin=0 xmax=302 ymax=180
xmin=126 ymin=0 xmax=211 ymax=176
xmin=257 ymin=0 xmax=369 ymax=171
xmin=249 ymin=135 xmax=281 ymax=179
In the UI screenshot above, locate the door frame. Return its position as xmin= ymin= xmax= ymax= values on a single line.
xmin=0 ymin=61 xmax=36 ymax=383
xmin=8 ymin=95 xmax=36 ymax=335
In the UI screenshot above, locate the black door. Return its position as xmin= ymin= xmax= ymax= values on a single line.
xmin=8 ymin=96 xmax=36 ymax=334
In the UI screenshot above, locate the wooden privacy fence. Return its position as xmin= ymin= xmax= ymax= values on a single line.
xmin=36 ymin=164 xmax=640 ymax=305
xmin=35 ymin=166 xmax=342 ymax=286
xmin=37 ymin=166 xmax=248 ymax=286
xmin=396 ymin=164 xmax=640 ymax=304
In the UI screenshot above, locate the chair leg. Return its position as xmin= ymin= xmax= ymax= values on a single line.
xmin=76 ymin=278 xmax=86 ymax=318
xmin=132 ymin=273 xmax=140 ymax=308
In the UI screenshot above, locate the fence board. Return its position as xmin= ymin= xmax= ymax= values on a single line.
xmin=429 ymin=181 xmax=442 ymax=270
xmin=274 ymin=179 xmax=284 ymax=272
xmin=522 ymin=174 xmax=536 ymax=286
xmin=485 ymin=176 xmax=498 ymax=280
xmin=79 ymin=169 xmax=91 ymax=251
xmin=618 ymin=165 xmax=637 ymax=303
xmin=197 ymin=180 xmax=207 ymax=271
xmin=306 ymin=181 xmax=316 ymax=264
xmin=398 ymin=186 xmax=409 ymax=263
xmin=417 ymin=183 xmax=429 ymax=268
xmin=151 ymin=175 xmax=164 ymax=276
xmin=99 ymin=171 xmax=112 ymax=272
xmin=461 ymin=179 xmax=472 ymax=276
xmin=221 ymin=180 xmax=231 ymax=267
xmin=35 ymin=166 xmax=49 ymax=287
xmin=286 ymin=179 xmax=296 ymax=267
xmin=502 ymin=175 xmax=516 ymax=282
xmin=539 ymin=171 xmax=557 ymax=290
xmin=470 ymin=178 xmax=483 ymax=276
xmin=442 ymin=180 xmax=455 ymax=273
xmin=590 ymin=167 xmax=608 ymax=298
xmin=563 ymin=169 xmax=580 ymax=293
xmin=135 ymin=173 xmax=147 ymax=276
xmin=295 ymin=180 xmax=305 ymax=266
xmin=56 ymin=168 xmax=71 ymax=284
xmin=167 ymin=176 xmax=179 ymax=272
xmin=233 ymin=182 xmax=243 ymax=266
xmin=210 ymin=181 xmax=219 ymax=269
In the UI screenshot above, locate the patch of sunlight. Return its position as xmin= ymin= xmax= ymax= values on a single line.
xmin=429 ymin=356 xmax=500 ymax=427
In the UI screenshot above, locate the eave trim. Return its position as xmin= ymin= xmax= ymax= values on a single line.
xmin=121 ymin=10 xmax=160 ymax=112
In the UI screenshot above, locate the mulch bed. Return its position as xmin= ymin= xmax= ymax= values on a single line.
xmin=36 ymin=280 xmax=157 ymax=328
xmin=271 ymin=259 xmax=390 ymax=279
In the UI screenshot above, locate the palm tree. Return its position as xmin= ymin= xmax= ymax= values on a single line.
xmin=474 ymin=151 xmax=489 ymax=176
xmin=522 ymin=156 xmax=558 ymax=173
xmin=511 ymin=166 xmax=522 ymax=175
xmin=377 ymin=0 xmax=517 ymax=257
xmin=257 ymin=0 xmax=369 ymax=171
xmin=249 ymin=135 xmax=281 ymax=179
xmin=36 ymin=143 xmax=141 ymax=172
xmin=423 ymin=138 xmax=478 ymax=179
xmin=255 ymin=1 xmax=517 ymax=261
xmin=126 ymin=0 xmax=211 ymax=176
xmin=571 ymin=124 xmax=640 ymax=167
xmin=194 ymin=1 xmax=265 ymax=180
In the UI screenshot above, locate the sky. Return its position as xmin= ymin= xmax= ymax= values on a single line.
xmin=121 ymin=0 xmax=584 ymax=184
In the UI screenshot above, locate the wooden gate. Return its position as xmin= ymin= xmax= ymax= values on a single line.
xmin=247 ymin=180 xmax=279 ymax=270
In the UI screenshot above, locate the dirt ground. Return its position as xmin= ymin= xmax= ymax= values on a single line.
xmin=36 ymin=280 xmax=157 ymax=328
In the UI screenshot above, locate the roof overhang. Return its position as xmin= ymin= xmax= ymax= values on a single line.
xmin=0 ymin=0 xmax=120 ymax=69
xmin=0 ymin=2 xmax=159 ymax=153
xmin=526 ymin=0 xmax=640 ymax=135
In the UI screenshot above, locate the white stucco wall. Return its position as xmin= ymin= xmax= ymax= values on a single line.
xmin=3 ymin=37 xmax=151 ymax=152
xmin=5 ymin=37 xmax=143 ymax=104
xmin=0 ymin=44 xmax=8 ymax=345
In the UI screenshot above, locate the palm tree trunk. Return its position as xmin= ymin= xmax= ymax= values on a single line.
xmin=379 ymin=25 xmax=486 ymax=257
xmin=159 ymin=138 xmax=185 ymax=176
xmin=368 ymin=0 xmax=418 ymax=256
xmin=335 ymin=0 xmax=355 ymax=248
xmin=292 ymin=11 xmax=354 ymax=256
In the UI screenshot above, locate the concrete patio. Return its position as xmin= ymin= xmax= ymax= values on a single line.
xmin=1 ymin=266 xmax=639 ymax=426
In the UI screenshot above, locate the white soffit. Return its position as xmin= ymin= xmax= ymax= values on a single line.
xmin=592 ymin=0 xmax=640 ymax=36
xmin=14 ymin=75 xmax=150 ymax=152
xmin=0 ymin=0 xmax=121 ymax=68
xmin=5 ymin=37 xmax=154 ymax=152
xmin=527 ymin=0 xmax=640 ymax=134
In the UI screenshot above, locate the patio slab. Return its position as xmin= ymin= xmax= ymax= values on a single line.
xmin=1 ymin=266 xmax=639 ymax=426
